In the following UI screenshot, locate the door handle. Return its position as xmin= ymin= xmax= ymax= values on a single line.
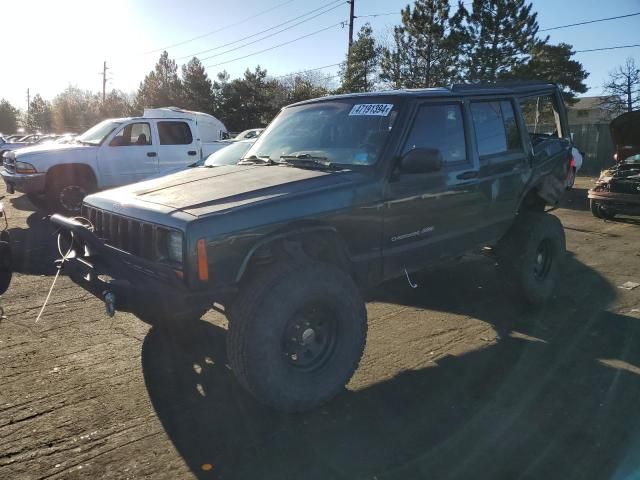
xmin=187 ymin=150 xmax=197 ymax=156
xmin=456 ymin=171 xmax=478 ymax=180
xmin=147 ymin=152 xmax=157 ymax=157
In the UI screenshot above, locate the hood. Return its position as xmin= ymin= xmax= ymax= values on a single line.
xmin=88 ymin=165 xmax=367 ymax=217
xmin=609 ymin=110 xmax=640 ymax=147
xmin=14 ymin=142 xmax=93 ymax=157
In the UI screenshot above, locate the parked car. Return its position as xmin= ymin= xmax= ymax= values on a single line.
xmin=1 ymin=107 xmax=228 ymax=214
xmin=0 ymin=195 xmax=11 ymax=295
xmin=610 ymin=110 xmax=640 ymax=163
xmin=202 ymin=139 xmax=256 ymax=167
xmin=588 ymin=153 xmax=640 ymax=219
xmin=234 ymin=128 xmax=264 ymax=141
xmin=52 ymin=82 xmax=571 ymax=412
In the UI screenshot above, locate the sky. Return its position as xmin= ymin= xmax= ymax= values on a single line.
xmin=1 ymin=0 xmax=639 ymax=111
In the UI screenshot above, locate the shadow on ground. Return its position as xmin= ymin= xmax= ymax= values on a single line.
xmin=8 ymin=211 xmax=58 ymax=275
xmin=559 ymin=187 xmax=589 ymax=212
xmin=142 ymin=253 xmax=640 ymax=480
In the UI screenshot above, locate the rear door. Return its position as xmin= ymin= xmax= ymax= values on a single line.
xmin=156 ymin=120 xmax=200 ymax=173
xmin=469 ymin=98 xmax=529 ymax=228
xmin=382 ymin=100 xmax=485 ymax=279
xmin=97 ymin=121 xmax=158 ymax=188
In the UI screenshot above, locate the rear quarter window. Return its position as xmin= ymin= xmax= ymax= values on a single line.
xmin=158 ymin=121 xmax=193 ymax=145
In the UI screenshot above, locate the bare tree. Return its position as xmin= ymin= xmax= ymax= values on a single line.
xmin=601 ymin=57 xmax=640 ymax=116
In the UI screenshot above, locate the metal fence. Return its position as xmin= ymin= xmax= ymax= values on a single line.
xmin=570 ymin=123 xmax=614 ymax=175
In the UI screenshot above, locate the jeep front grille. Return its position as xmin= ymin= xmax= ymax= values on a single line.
xmin=82 ymin=205 xmax=170 ymax=261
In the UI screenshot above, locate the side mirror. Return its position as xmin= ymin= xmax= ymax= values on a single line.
xmin=400 ymin=148 xmax=443 ymax=174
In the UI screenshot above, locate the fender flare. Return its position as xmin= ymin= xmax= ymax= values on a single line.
xmin=234 ymin=225 xmax=350 ymax=283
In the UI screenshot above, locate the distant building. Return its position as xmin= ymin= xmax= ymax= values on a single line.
xmin=567 ymin=96 xmax=617 ymax=125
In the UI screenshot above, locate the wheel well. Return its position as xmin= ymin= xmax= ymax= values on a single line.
xmin=45 ymin=164 xmax=97 ymax=190
xmin=238 ymin=229 xmax=354 ymax=283
xmin=519 ymin=188 xmax=546 ymax=213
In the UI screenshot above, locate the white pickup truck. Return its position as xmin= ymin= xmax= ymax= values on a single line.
xmin=1 ymin=107 xmax=228 ymax=213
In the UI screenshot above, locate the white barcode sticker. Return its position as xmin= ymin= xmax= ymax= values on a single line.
xmin=349 ymin=104 xmax=394 ymax=116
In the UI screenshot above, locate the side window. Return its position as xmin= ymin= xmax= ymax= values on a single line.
xmin=519 ymin=95 xmax=562 ymax=139
xmin=158 ymin=121 xmax=193 ymax=145
xmin=110 ymin=122 xmax=151 ymax=147
xmin=403 ymin=103 xmax=467 ymax=165
xmin=470 ymin=101 xmax=522 ymax=157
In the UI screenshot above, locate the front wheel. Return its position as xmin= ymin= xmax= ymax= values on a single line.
xmin=590 ymin=200 xmax=616 ymax=220
xmin=46 ymin=174 xmax=95 ymax=215
xmin=227 ymin=261 xmax=367 ymax=412
xmin=497 ymin=212 xmax=566 ymax=305
xmin=566 ymin=167 xmax=576 ymax=190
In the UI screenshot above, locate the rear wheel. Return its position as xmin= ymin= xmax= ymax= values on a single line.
xmin=497 ymin=212 xmax=566 ymax=305
xmin=227 ymin=260 xmax=367 ymax=412
xmin=566 ymin=167 xmax=576 ymax=190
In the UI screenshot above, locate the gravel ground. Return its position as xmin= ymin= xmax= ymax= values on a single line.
xmin=1 ymin=176 xmax=640 ymax=480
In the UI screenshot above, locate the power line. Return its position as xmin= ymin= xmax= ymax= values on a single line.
xmin=178 ymin=0 xmax=344 ymax=61
xmin=540 ymin=12 xmax=640 ymax=32
xmin=575 ymin=44 xmax=640 ymax=53
xmin=275 ymin=62 xmax=343 ymax=79
xmin=198 ymin=2 xmax=346 ymax=62
xmin=144 ymin=0 xmax=296 ymax=54
xmin=205 ymin=22 xmax=345 ymax=69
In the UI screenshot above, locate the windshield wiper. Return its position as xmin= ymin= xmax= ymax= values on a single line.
xmin=278 ymin=154 xmax=342 ymax=170
xmin=238 ymin=155 xmax=274 ymax=165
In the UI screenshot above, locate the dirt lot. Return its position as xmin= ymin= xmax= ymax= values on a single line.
xmin=1 ymin=177 xmax=640 ymax=480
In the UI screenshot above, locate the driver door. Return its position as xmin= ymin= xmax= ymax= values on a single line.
xmin=98 ymin=122 xmax=159 ymax=188
xmin=382 ymin=101 xmax=483 ymax=279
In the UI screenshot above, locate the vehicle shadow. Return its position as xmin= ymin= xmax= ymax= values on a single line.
xmin=8 ymin=211 xmax=58 ymax=275
xmin=141 ymin=253 xmax=640 ymax=480
xmin=8 ymin=192 xmax=48 ymax=212
xmin=559 ymin=186 xmax=589 ymax=212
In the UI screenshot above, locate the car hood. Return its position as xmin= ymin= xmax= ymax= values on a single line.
xmin=89 ymin=165 xmax=369 ymax=217
xmin=14 ymin=142 xmax=93 ymax=157
xmin=609 ymin=110 xmax=640 ymax=147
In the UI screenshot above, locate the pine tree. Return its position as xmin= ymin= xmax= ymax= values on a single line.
xmin=0 ymin=99 xmax=18 ymax=134
xmin=181 ymin=57 xmax=216 ymax=115
xmin=135 ymin=51 xmax=183 ymax=110
xmin=508 ymin=42 xmax=589 ymax=103
xmin=459 ymin=0 xmax=542 ymax=82
xmin=340 ymin=23 xmax=380 ymax=93
xmin=380 ymin=0 xmax=461 ymax=89
xmin=25 ymin=94 xmax=53 ymax=132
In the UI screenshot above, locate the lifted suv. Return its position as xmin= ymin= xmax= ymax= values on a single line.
xmin=53 ymin=83 xmax=571 ymax=412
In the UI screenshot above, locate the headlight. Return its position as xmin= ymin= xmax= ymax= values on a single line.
xmin=166 ymin=230 xmax=183 ymax=263
xmin=15 ymin=161 xmax=37 ymax=174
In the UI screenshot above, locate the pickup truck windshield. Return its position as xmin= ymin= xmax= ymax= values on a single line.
xmin=244 ymin=99 xmax=400 ymax=166
xmin=76 ymin=120 xmax=121 ymax=145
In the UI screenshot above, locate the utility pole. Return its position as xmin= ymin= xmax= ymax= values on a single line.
xmin=101 ymin=61 xmax=109 ymax=103
xmin=347 ymin=0 xmax=355 ymax=56
xmin=26 ymin=88 xmax=30 ymax=129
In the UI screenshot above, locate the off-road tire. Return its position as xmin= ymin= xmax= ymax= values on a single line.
xmin=590 ymin=199 xmax=616 ymax=220
xmin=227 ymin=260 xmax=367 ymax=412
xmin=497 ymin=212 xmax=566 ymax=305
xmin=46 ymin=172 xmax=96 ymax=216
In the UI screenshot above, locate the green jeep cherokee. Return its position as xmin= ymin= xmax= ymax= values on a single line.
xmin=52 ymin=83 xmax=571 ymax=412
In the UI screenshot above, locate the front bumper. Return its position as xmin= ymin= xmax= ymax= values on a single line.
xmin=588 ymin=189 xmax=640 ymax=214
xmin=0 ymin=169 xmax=46 ymax=194
xmin=49 ymin=214 xmax=216 ymax=317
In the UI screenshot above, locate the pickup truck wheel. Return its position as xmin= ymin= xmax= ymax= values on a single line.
xmin=47 ymin=175 xmax=95 ymax=215
xmin=497 ymin=212 xmax=566 ymax=305
xmin=227 ymin=261 xmax=367 ymax=412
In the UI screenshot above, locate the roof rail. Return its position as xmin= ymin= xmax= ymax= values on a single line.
xmin=451 ymin=80 xmax=556 ymax=92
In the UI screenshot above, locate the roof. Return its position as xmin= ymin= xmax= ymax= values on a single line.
xmin=289 ymin=82 xmax=559 ymax=107
xmin=567 ymin=96 xmax=613 ymax=110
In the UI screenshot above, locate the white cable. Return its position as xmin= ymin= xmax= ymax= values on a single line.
xmin=35 ymin=229 xmax=75 ymax=323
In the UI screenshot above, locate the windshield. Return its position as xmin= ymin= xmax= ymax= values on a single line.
xmin=76 ymin=120 xmax=121 ymax=145
xmin=203 ymin=141 xmax=254 ymax=166
xmin=244 ymin=99 xmax=400 ymax=166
